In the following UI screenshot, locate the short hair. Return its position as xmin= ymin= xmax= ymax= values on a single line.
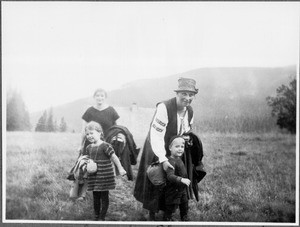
xmin=168 ymin=135 xmax=185 ymax=149
xmin=93 ymin=88 xmax=107 ymax=98
xmin=85 ymin=121 xmax=104 ymax=137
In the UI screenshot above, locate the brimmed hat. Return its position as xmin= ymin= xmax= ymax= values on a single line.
xmin=174 ymin=77 xmax=198 ymax=94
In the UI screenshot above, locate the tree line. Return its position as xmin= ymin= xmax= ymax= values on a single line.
xmin=6 ymin=90 xmax=31 ymax=131
xmin=6 ymin=77 xmax=297 ymax=134
xmin=6 ymin=90 xmax=68 ymax=132
xmin=35 ymin=108 xmax=67 ymax=132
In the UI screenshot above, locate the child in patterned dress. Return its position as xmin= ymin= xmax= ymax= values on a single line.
xmin=85 ymin=121 xmax=126 ymax=221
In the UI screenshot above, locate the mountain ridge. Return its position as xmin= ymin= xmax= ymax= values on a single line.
xmin=30 ymin=66 xmax=296 ymax=132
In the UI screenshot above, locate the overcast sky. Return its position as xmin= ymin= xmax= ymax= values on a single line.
xmin=2 ymin=2 xmax=299 ymax=112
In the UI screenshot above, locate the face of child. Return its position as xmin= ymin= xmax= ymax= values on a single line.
xmin=169 ymin=137 xmax=185 ymax=158
xmin=86 ymin=129 xmax=101 ymax=143
xmin=94 ymin=91 xmax=106 ymax=106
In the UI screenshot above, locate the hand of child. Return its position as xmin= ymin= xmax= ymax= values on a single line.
xmin=181 ymin=178 xmax=191 ymax=187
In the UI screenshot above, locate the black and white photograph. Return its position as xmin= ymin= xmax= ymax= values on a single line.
xmin=2 ymin=1 xmax=299 ymax=226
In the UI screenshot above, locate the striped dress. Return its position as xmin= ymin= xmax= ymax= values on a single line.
xmin=86 ymin=142 xmax=116 ymax=191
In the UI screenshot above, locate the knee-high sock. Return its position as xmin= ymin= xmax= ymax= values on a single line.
xmin=100 ymin=191 xmax=109 ymax=219
xmin=93 ymin=191 xmax=101 ymax=215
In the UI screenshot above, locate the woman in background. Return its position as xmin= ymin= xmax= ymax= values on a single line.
xmin=80 ymin=88 xmax=120 ymax=151
xmin=72 ymin=88 xmax=119 ymax=201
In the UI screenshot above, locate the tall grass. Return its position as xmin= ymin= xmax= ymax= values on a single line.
xmin=195 ymin=115 xmax=279 ymax=133
xmin=191 ymin=132 xmax=296 ymax=222
xmin=5 ymin=131 xmax=296 ymax=223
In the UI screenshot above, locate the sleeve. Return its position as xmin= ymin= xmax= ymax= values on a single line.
xmin=150 ymin=103 xmax=168 ymax=163
xmin=190 ymin=115 xmax=194 ymax=126
xmin=82 ymin=108 xmax=91 ymax=122
xmin=189 ymin=115 xmax=194 ymax=131
xmin=165 ymin=160 xmax=182 ymax=184
xmin=104 ymin=143 xmax=115 ymax=158
xmin=110 ymin=107 xmax=120 ymax=122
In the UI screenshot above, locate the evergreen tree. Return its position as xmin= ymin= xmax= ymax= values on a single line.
xmin=59 ymin=117 xmax=67 ymax=132
xmin=53 ymin=119 xmax=58 ymax=132
xmin=35 ymin=110 xmax=47 ymax=132
xmin=266 ymin=77 xmax=296 ymax=133
xmin=46 ymin=108 xmax=55 ymax=132
xmin=6 ymin=90 xmax=31 ymax=131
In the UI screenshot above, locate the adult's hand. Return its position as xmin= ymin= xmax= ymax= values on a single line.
xmin=119 ymin=168 xmax=127 ymax=177
xmin=162 ymin=160 xmax=174 ymax=171
xmin=182 ymin=134 xmax=190 ymax=142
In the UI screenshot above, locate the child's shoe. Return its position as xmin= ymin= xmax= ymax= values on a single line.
xmin=181 ymin=215 xmax=189 ymax=221
xmin=149 ymin=211 xmax=156 ymax=221
xmin=76 ymin=196 xmax=85 ymax=202
xmin=94 ymin=214 xmax=99 ymax=221
xmin=99 ymin=214 xmax=106 ymax=221
xmin=163 ymin=214 xmax=175 ymax=221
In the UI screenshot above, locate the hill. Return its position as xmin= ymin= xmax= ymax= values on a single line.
xmin=108 ymin=66 xmax=296 ymax=117
xmin=30 ymin=66 xmax=296 ymax=133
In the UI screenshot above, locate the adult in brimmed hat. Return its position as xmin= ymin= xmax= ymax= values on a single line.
xmin=174 ymin=77 xmax=198 ymax=94
xmin=134 ymin=77 xmax=205 ymax=221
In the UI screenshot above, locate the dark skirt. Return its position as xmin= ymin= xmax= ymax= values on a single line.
xmin=133 ymin=134 xmax=165 ymax=212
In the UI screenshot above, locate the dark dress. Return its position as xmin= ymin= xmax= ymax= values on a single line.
xmin=82 ymin=106 xmax=119 ymax=136
xmin=86 ymin=142 xmax=116 ymax=191
xmin=82 ymin=106 xmax=119 ymax=151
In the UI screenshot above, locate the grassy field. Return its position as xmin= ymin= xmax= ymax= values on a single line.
xmin=4 ymin=131 xmax=297 ymax=224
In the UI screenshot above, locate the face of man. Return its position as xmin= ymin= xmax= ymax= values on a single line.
xmin=176 ymin=91 xmax=195 ymax=108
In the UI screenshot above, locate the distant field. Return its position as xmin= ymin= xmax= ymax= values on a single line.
xmin=31 ymin=105 xmax=279 ymax=134
xmin=4 ymin=131 xmax=296 ymax=223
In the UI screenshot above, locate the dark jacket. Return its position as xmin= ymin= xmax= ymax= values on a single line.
xmin=183 ymin=132 xmax=206 ymax=201
xmin=165 ymin=157 xmax=189 ymax=205
xmin=134 ymin=97 xmax=199 ymax=212
xmin=105 ymin=125 xmax=140 ymax=181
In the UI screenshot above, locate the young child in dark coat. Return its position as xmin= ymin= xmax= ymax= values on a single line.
xmin=164 ymin=135 xmax=191 ymax=221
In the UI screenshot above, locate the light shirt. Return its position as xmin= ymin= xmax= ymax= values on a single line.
xmin=150 ymin=103 xmax=193 ymax=163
